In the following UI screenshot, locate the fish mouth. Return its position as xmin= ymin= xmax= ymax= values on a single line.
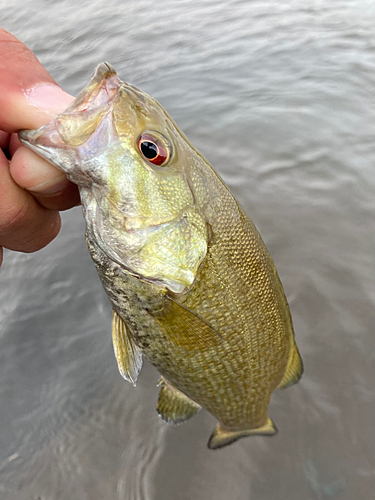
xmin=18 ymin=126 xmax=63 ymax=165
xmin=61 ymin=62 xmax=121 ymax=114
xmin=18 ymin=63 xmax=122 ymax=171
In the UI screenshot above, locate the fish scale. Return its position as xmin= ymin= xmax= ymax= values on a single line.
xmin=19 ymin=63 xmax=303 ymax=449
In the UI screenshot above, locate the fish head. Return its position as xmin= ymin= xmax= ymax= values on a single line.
xmin=19 ymin=64 xmax=191 ymax=217
xmin=19 ymin=64 xmax=213 ymax=294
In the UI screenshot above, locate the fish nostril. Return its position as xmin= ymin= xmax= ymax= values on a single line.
xmin=135 ymin=101 xmax=147 ymax=115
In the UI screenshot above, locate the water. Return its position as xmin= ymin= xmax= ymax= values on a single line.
xmin=1 ymin=1 xmax=374 ymax=498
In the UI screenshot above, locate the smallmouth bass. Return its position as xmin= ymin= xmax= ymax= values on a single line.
xmin=19 ymin=64 xmax=303 ymax=449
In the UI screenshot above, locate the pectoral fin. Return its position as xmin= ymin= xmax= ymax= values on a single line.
xmin=157 ymin=376 xmax=201 ymax=424
xmin=112 ymin=310 xmax=143 ymax=386
xmin=208 ymin=418 xmax=277 ymax=450
xmin=277 ymin=342 xmax=303 ymax=389
xmin=152 ymin=296 xmax=222 ymax=351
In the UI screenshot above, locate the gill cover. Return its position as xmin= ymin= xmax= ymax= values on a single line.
xmin=19 ymin=63 xmax=208 ymax=293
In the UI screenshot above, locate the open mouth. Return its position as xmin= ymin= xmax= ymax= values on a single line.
xmin=61 ymin=62 xmax=121 ymax=114
xmin=18 ymin=63 xmax=122 ymax=171
xmin=19 ymin=63 xmax=121 ymax=142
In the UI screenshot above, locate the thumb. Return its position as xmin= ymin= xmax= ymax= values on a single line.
xmin=0 ymin=28 xmax=73 ymax=132
xmin=0 ymin=28 xmax=79 ymax=210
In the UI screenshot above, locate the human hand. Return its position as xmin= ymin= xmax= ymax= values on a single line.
xmin=0 ymin=28 xmax=80 ymax=266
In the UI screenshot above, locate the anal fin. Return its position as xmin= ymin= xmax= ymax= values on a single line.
xmin=277 ymin=342 xmax=303 ymax=389
xmin=157 ymin=376 xmax=201 ymax=424
xmin=208 ymin=417 xmax=277 ymax=450
xmin=112 ymin=310 xmax=143 ymax=386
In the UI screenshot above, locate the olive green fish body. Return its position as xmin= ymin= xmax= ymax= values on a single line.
xmin=19 ymin=63 xmax=302 ymax=449
xmin=87 ymin=162 xmax=294 ymax=433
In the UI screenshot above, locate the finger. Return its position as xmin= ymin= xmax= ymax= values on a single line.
xmin=0 ymin=149 xmax=61 ymax=253
xmin=0 ymin=28 xmax=77 ymax=200
xmin=10 ymin=146 xmax=81 ymax=210
xmin=0 ymin=28 xmax=74 ymax=132
xmin=8 ymin=132 xmax=22 ymax=156
xmin=8 ymin=134 xmax=81 ymax=208
xmin=31 ymin=182 xmax=81 ymax=211
xmin=0 ymin=130 xmax=10 ymax=150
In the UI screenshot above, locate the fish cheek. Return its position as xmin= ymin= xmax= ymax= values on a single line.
xmin=113 ymin=92 xmax=146 ymax=142
xmin=133 ymin=210 xmax=207 ymax=291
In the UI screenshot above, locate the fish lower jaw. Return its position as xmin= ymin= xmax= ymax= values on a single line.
xmin=18 ymin=136 xmax=62 ymax=170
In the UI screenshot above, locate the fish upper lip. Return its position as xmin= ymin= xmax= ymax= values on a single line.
xmin=62 ymin=62 xmax=121 ymax=115
xmin=18 ymin=63 xmax=122 ymax=157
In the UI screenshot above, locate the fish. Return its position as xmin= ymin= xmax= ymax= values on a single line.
xmin=19 ymin=63 xmax=303 ymax=449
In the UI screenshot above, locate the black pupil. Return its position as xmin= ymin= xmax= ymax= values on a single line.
xmin=141 ymin=141 xmax=158 ymax=159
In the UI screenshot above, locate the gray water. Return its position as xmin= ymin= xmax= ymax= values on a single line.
xmin=1 ymin=1 xmax=374 ymax=499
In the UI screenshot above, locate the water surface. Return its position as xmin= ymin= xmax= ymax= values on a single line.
xmin=1 ymin=1 xmax=374 ymax=499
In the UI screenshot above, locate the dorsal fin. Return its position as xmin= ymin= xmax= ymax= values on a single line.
xmin=151 ymin=296 xmax=222 ymax=351
xmin=112 ymin=310 xmax=143 ymax=386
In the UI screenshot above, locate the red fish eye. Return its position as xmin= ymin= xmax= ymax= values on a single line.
xmin=137 ymin=132 xmax=170 ymax=166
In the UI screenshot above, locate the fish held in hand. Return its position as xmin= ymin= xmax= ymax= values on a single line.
xmin=19 ymin=63 xmax=303 ymax=449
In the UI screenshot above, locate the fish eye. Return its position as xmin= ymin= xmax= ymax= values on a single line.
xmin=137 ymin=132 xmax=170 ymax=166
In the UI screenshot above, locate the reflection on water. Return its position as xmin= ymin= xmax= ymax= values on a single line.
xmin=1 ymin=1 xmax=374 ymax=499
